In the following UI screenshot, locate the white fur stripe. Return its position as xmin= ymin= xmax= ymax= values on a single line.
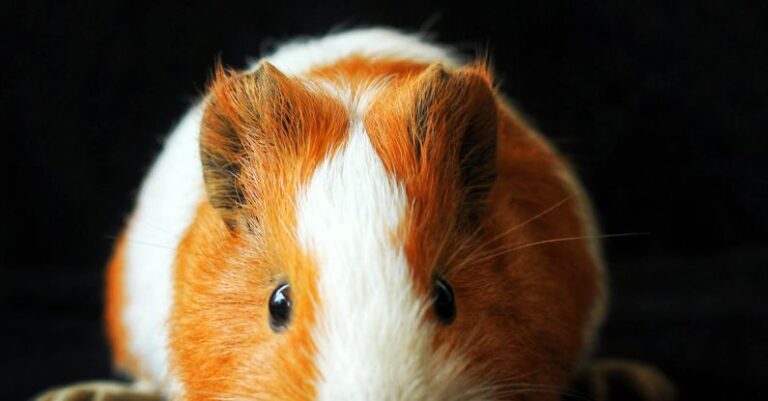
xmin=296 ymin=119 xmax=437 ymax=399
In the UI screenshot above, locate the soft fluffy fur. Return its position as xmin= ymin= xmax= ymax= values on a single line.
xmin=105 ymin=28 xmax=605 ymax=401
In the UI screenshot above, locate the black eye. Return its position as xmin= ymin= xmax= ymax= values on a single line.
xmin=269 ymin=283 xmax=292 ymax=331
xmin=433 ymin=278 xmax=456 ymax=324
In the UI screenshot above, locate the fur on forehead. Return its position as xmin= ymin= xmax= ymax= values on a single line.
xmin=200 ymin=59 xmax=497 ymax=254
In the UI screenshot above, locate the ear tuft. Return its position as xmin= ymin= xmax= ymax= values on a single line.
xmin=420 ymin=63 xmax=449 ymax=83
xmin=200 ymin=67 xmax=246 ymax=229
xmin=410 ymin=62 xmax=499 ymax=226
xmin=199 ymin=62 xmax=294 ymax=230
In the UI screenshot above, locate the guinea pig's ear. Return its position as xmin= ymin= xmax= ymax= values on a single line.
xmin=412 ymin=63 xmax=498 ymax=224
xmin=199 ymin=61 xmax=292 ymax=230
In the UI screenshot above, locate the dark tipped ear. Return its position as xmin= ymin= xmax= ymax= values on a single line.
xmin=199 ymin=62 xmax=290 ymax=229
xmin=412 ymin=63 xmax=498 ymax=224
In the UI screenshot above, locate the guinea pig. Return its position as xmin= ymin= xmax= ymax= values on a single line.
xmin=37 ymin=28 xmax=673 ymax=401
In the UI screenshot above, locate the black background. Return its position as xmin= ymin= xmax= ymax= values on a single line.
xmin=2 ymin=1 xmax=767 ymax=400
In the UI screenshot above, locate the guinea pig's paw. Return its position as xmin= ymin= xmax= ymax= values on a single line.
xmin=570 ymin=359 xmax=676 ymax=401
xmin=33 ymin=381 xmax=164 ymax=401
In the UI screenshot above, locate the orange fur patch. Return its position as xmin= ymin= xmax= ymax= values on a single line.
xmin=104 ymin=230 xmax=138 ymax=376
xmin=308 ymin=56 xmax=429 ymax=83
xmin=170 ymin=202 xmax=321 ymax=400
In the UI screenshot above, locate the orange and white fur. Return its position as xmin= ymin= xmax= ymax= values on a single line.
xmin=101 ymin=28 xmax=611 ymax=401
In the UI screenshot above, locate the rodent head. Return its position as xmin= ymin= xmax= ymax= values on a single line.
xmin=170 ymin=60 xmax=604 ymax=401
